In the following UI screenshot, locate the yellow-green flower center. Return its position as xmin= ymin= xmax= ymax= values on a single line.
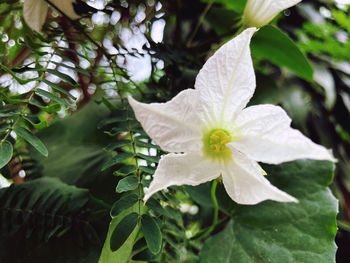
xmin=203 ymin=129 xmax=232 ymax=161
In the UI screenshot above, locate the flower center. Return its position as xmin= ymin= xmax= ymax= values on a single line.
xmin=203 ymin=129 xmax=232 ymax=161
xmin=209 ymin=130 xmax=231 ymax=152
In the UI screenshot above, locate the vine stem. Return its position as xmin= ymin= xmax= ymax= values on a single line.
xmin=186 ymin=1 xmax=214 ymax=47
xmin=197 ymin=179 xmax=219 ymax=241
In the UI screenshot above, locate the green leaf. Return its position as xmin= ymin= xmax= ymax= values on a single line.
xmin=35 ymin=88 xmax=71 ymax=108
xmin=141 ymin=214 xmax=162 ymax=254
xmin=146 ymin=198 xmax=168 ymax=217
xmin=42 ymin=79 xmax=76 ymax=99
xmin=114 ymin=165 xmax=137 ymax=176
xmin=136 ymin=153 xmax=159 ymax=163
xmin=0 ymin=108 xmax=20 ymax=117
xmin=104 ymin=140 xmax=131 ymax=151
xmin=98 ymin=114 xmax=128 ymax=128
xmin=101 ymin=152 xmax=134 ymax=171
xmin=135 ymin=140 xmax=160 ymax=150
xmin=46 ymin=69 xmax=77 ymax=86
xmin=139 ymin=165 xmax=156 ymax=175
xmin=28 ymin=99 xmax=62 ymax=113
xmin=110 ymin=194 xmax=138 ymax=218
xmin=116 ymin=176 xmax=138 ymax=193
xmin=199 ymin=160 xmax=338 ymax=263
xmin=0 ymin=63 xmax=37 ymax=85
xmin=14 ymin=126 xmax=48 ymax=157
xmin=110 ymin=212 xmax=138 ymax=252
xmin=0 ymin=177 xmax=110 ymax=263
xmin=0 ymin=141 xmax=13 ymax=169
xmin=203 ymin=0 xmax=247 ymax=12
xmin=251 ymin=25 xmax=313 ymax=81
xmin=99 ymin=204 xmax=141 ymax=263
xmin=51 ymin=61 xmax=90 ymax=76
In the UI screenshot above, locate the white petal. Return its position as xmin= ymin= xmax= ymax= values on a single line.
xmin=194 ymin=28 xmax=256 ymax=126
xmin=128 ymin=89 xmax=203 ymax=153
xmin=144 ymin=152 xmax=220 ymax=201
xmin=230 ymin=104 xmax=335 ymax=164
xmin=50 ymin=0 xmax=81 ymax=19
xmin=23 ymin=0 xmax=48 ymax=32
xmin=222 ymin=149 xmax=297 ymax=205
xmin=243 ymin=0 xmax=301 ymax=27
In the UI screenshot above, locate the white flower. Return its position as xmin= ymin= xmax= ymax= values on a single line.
xmin=242 ymin=0 xmax=302 ymax=28
xmin=128 ymin=28 xmax=334 ymax=205
xmin=23 ymin=0 xmax=81 ymax=32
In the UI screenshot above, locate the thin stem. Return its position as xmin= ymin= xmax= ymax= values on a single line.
xmin=186 ymin=1 xmax=214 ymax=47
xmin=197 ymin=179 xmax=219 ymax=241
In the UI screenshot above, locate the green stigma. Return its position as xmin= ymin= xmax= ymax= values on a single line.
xmin=203 ymin=129 xmax=233 ymax=161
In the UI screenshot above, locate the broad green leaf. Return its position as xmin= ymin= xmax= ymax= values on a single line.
xmin=29 ymin=100 xmax=117 ymax=206
xmin=203 ymin=0 xmax=247 ymax=12
xmin=41 ymin=79 xmax=76 ymax=99
xmin=46 ymin=69 xmax=77 ymax=86
xmin=110 ymin=194 xmax=138 ymax=218
xmin=35 ymin=88 xmax=71 ymax=108
xmin=110 ymin=212 xmax=138 ymax=252
xmin=141 ymin=214 xmax=162 ymax=254
xmin=251 ymin=25 xmax=313 ymax=81
xmin=0 ymin=141 xmax=13 ymax=169
xmin=101 ymin=152 xmax=134 ymax=171
xmin=116 ymin=176 xmax=138 ymax=193
xmin=14 ymin=126 xmax=48 ymax=157
xmin=199 ymin=160 xmax=338 ymax=263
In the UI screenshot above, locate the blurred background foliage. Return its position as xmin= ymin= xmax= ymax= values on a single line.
xmin=0 ymin=0 xmax=349 ymax=262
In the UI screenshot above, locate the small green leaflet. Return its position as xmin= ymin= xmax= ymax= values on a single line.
xmin=46 ymin=69 xmax=77 ymax=86
xmin=251 ymin=25 xmax=314 ymax=81
xmin=141 ymin=214 xmax=162 ymax=254
xmin=114 ymin=165 xmax=137 ymax=176
xmin=110 ymin=194 xmax=138 ymax=218
xmin=110 ymin=212 xmax=138 ymax=252
xmin=14 ymin=126 xmax=48 ymax=157
xmin=101 ymin=152 xmax=134 ymax=171
xmin=116 ymin=176 xmax=138 ymax=193
xmin=41 ymin=79 xmax=76 ymax=99
xmin=0 ymin=141 xmax=13 ymax=169
xmin=35 ymin=89 xmax=71 ymax=108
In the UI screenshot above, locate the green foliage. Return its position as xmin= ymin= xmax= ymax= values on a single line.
xmin=199 ymin=161 xmax=337 ymax=262
xmin=0 ymin=177 xmax=110 ymax=262
xmin=251 ymin=25 xmax=313 ymax=81
xmin=110 ymin=212 xmax=139 ymax=252
xmin=13 ymin=125 xmax=48 ymax=157
xmin=116 ymin=176 xmax=138 ymax=193
xmin=0 ymin=141 xmax=13 ymax=169
xmin=141 ymin=214 xmax=162 ymax=254
xmin=0 ymin=0 xmax=346 ymax=262
xmin=110 ymin=194 xmax=138 ymax=218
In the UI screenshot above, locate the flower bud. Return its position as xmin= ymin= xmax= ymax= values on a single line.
xmin=242 ymin=0 xmax=302 ymax=28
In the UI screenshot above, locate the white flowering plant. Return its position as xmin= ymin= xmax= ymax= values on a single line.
xmin=0 ymin=0 xmax=346 ymax=262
